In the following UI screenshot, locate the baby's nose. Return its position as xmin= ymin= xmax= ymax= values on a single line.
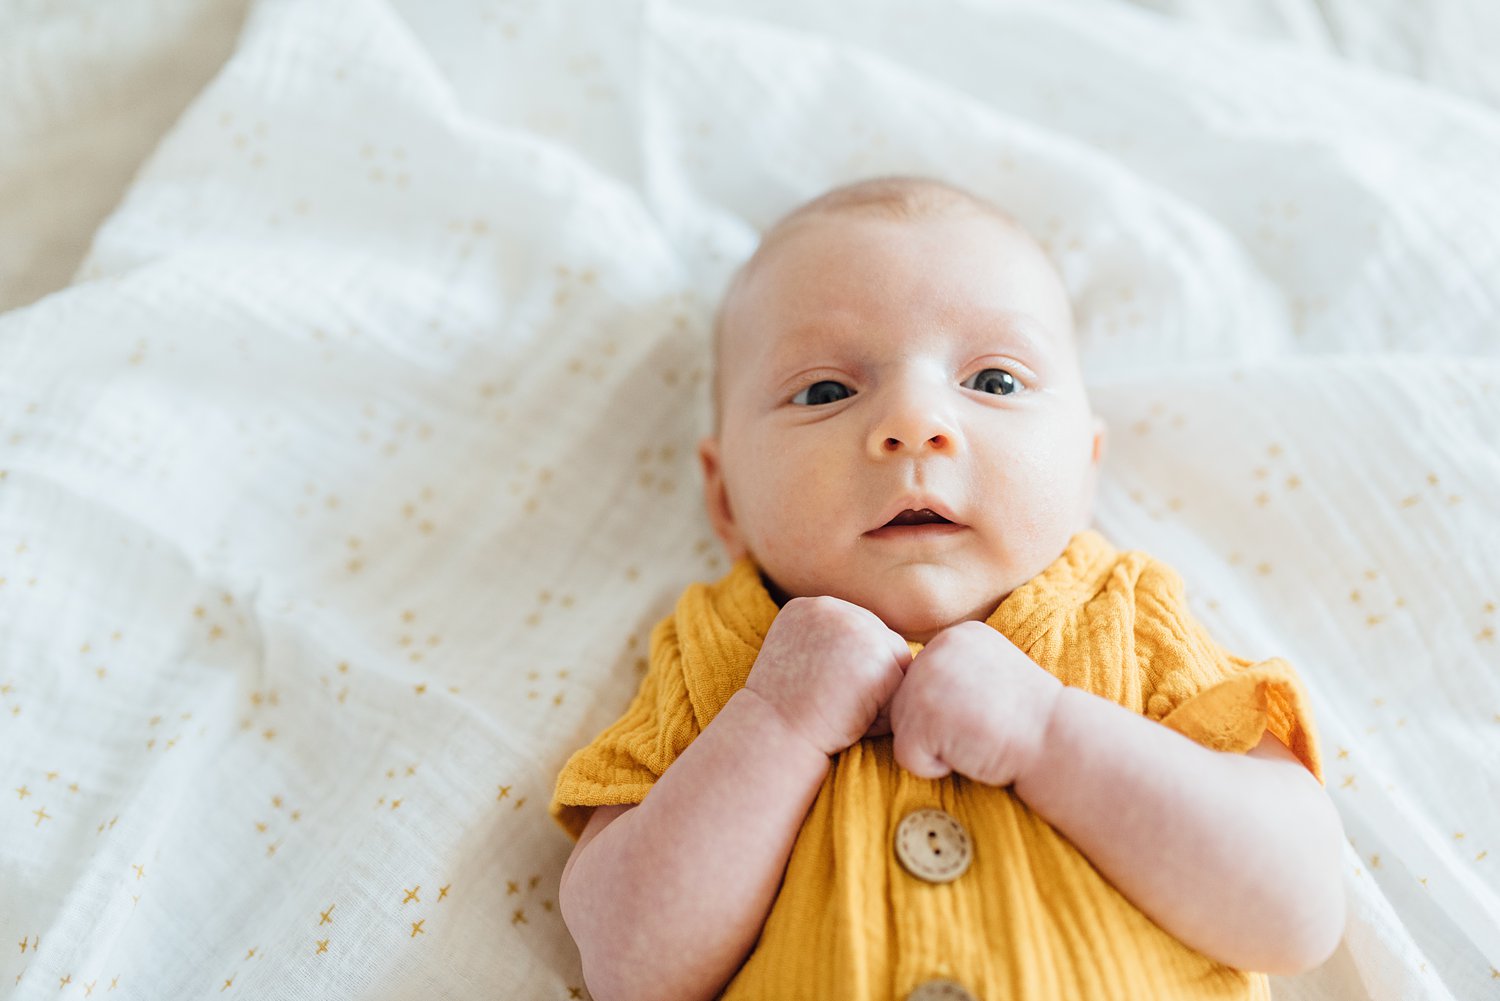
xmin=868 ymin=405 xmax=958 ymax=457
xmin=878 ymin=431 xmax=951 ymax=453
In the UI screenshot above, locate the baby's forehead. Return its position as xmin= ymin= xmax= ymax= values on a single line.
xmin=722 ymin=210 xmax=1061 ymax=337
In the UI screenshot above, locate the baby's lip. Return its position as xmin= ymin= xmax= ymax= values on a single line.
xmin=867 ymin=497 xmax=965 ymax=533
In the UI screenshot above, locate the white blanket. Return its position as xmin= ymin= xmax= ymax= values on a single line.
xmin=2 ymin=1 xmax=1497 ymax=999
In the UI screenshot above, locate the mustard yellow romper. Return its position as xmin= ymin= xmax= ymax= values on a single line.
xmin=550 ymin=529 xmax=1325 ymax=1000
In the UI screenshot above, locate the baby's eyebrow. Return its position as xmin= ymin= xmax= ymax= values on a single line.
xmin=762 ymin=307 xmax=1056 ymax=386
xmin=962 ymin=308 xmax=1053 ymax=360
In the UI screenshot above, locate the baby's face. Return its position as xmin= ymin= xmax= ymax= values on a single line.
xmin=699 ymin=210 xmax=1106 ymax=643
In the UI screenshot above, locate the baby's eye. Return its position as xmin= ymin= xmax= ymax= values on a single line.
xmin=792 ymin=380 xmax=854 ymax=406
xmin=962 ymin=368 xmax=1020 ymax=396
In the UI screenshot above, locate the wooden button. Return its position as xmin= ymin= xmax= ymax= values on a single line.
xmin=894 ymin=808 xmax=972 ymax=883
xmin=905 ymin=978 xmax=979 ymax=1001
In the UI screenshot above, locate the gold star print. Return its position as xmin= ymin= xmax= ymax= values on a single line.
xmin=133 ymin=864 xmax=145 ymax=880
xmin=507 ymin=880 xmax=519 ymax=895
xmin=403 ymin=886 xmax=420 ymax=904
xmin=246 ymin=948 xmax=257 ymax=959
xmin=497 ymin=785 xmax=511 ymax=801
xmin=315 ymin=940 xmax=329 ymax=955
xmin=1341 ymin=775 xmax=1358 ymax=791
xmin=60 ymin=974 xmax=71 ymax=987
xmin=1337 ymin=747 xmax=1350 ymax=760
xmin=512 ymin=909 xmax=527 ymax=925
xmin=320 ymin=905 xmax=335 ymax=925
xmin=85 ymin=980 xmax=96 ymax=995
xmin=31 ymin=807 xmax=50 ymax=826
xmin=19 ymin=936 xmax=29 ymax=952
xmin=410 ymin=920 xmax=425 ymax=937
xmin=222 ymin=978 xmax=233 ymax=991
xmin=570 ymin=989 xmax=584 ymax=998
xmin=438 ymin=885 xmax=450 ymax=901
xmin=15 ymin=785 xmax=28 ymax=799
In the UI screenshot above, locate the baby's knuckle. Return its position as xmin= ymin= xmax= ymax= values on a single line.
xmin=781 ymin=595 xmax=820 ymax=616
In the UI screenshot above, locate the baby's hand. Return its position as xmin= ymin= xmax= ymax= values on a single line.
xmin=888 ymin=621 xmax=1063 ymax=787
xmin=744 ymin=595 xmax=913 ymax=758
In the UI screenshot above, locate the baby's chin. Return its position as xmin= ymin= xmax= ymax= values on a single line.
xmin=844 ymin=566 xmax=1003 ymax=644
xmin=873 ymin=599 xmax=982 ymax=645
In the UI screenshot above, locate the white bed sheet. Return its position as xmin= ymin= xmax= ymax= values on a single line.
xmin=2 ymin=1 xmax=1498 ymax=999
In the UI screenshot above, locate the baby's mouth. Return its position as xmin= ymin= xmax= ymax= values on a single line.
xmin=865 ymin=508 xmax=965 ymax=541
xmin=884 ymin=508 xmax=953 ymax=527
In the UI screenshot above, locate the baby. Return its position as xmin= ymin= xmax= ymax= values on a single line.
xmin=549 ymin=176 xmax=1346 ymax=1001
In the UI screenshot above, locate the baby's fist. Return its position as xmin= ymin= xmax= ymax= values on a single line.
xmin=744 ymin=595 xmax=912 ymax=758
xmin=888 ymin=621 xmax=1063 ymax=787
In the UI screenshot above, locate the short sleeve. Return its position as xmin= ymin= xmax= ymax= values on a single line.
xmin=1134 ymin=561 xmax=1324 ymax=785
xmin=548 ymin=616 xmax=702 ymax=841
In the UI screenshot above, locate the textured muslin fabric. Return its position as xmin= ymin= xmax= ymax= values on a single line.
xmin=4 ymin=0 xmax=1500 ymax=999
xmin=550 ymin=529 xmax=1323 ymax=1000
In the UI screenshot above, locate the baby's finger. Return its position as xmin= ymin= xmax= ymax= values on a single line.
xmin=894 ymin=730 xmax=951 ymax=780
xmin=886 ymin=629 xmax=915 ymax=670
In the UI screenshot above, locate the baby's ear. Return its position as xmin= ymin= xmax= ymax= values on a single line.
xmin=698 ymin=436 xmax=748 ymax=560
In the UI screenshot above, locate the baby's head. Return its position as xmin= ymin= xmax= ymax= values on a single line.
xmin=698 ymin=176 xmax=1107 ymax=643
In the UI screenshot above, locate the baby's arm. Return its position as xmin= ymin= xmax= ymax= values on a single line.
xmin=559 ymin=595 xmax=909 ymax=1001
xmin=1012 ymin=686 xmax=1347 ymax=975
xmin=559 ymin=686 xmax=829 ymax=1001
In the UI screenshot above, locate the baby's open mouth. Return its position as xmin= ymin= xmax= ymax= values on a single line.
xmin=865 ymin=499 xmax=965 ymax=540
xmin=884 ymin=508 xmax=953 ymax=527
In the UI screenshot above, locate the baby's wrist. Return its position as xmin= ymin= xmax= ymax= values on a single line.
xmin=729 ymin=687 xmax=834 ymax=763
xmin=1016 ymin=680 xmax=1069 ymax=793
